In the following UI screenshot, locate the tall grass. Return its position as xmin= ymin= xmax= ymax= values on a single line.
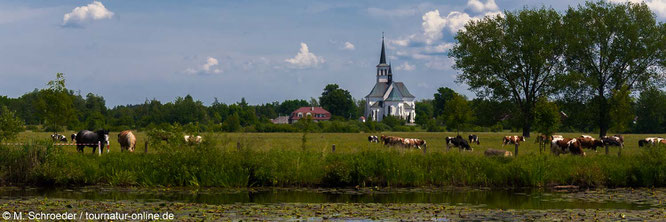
xmin=1 ymin=141 xmax=666 ymax=188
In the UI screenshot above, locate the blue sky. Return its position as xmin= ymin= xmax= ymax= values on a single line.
xmin=1 ymin=0 xmax=663 ymax=106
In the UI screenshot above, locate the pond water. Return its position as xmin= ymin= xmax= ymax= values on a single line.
xmin=0 ymin=187 xmax=655 ymax=210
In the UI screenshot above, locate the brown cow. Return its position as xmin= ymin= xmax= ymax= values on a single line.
xmin=118 ymin=130 xmax=136 ymax=152
xmin=502 ymin=136 xmax=525 ymax=146
xmin=551 ymin=138 xmax=585 ymax=156
xmin=578 ymin=137 xmax=604 ymax=151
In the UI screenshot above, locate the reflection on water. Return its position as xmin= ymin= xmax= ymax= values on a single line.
xmin=0 ymin=187 xmax=650 ymax=210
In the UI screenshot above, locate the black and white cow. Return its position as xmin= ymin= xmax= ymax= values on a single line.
xmin=446 ymin=135 xmax=472 ymax=151
xmin=50 ymin=134 xmax=67 ymax=142
xmin=468 ymin=134 xmax=480 ymax=145
xmin=367 ymin=135 xmax=379 ymax=143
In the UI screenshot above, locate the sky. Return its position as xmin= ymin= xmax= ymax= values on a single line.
xmin=1 ymin=0 xmax=665 ymax=107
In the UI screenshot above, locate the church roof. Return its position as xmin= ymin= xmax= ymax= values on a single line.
xmin=365 ymin=81 xmax=415 ymax=99
xmin=393 ymin=82 xmax=414 ymax=98
xmin=366 ymin=82 xmax=388 ymax=98
xmin=385 ymin=85 xmax=404 ymax=101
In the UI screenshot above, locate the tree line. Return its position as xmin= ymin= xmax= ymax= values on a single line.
xmin=450 ymin=1 xmax=666 ymax=137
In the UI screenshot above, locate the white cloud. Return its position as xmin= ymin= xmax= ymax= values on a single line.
xmin=422 ymin=10 xmax=448 ymax=44
xmin=285 ymin=42 xmax=325 ymax=68
xmin=396 ymin=62 xmax=416 ymax=71
xmin=607 ymin=0 xmax=666 ymax=18
xmin=343 ymin=41 xmax=355 ymax=50
xmin=62 ymin=1 xmax=114 ymax=26
xmin=425 ymin=42 xmax=454 ymax=53
xmin=467 ymin=0 xmax=499 ymax=13
xmin=186 ymin=57 xmax=222 ymax=75
xmin=421 ymin=9 xmax=503 ymax=44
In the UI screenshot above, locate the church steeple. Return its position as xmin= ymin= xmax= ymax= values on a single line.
xmin=376 ymin=33 xmax=391 ymax=83
xmin=379 ymin=33 xmax=387 ymax=65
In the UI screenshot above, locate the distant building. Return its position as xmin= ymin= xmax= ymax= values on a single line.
xmin=271 ymin=116 xmax=289 ymax=124
xmin=364 ymin=35 xmax=416 ymax=123
xmin=289 ymin=107 xmax=331 ymax=124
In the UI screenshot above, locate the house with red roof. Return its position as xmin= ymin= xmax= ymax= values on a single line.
xmin=289 ymin=107 xmax=331 ymax=124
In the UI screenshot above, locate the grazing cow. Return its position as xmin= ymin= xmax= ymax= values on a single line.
xmin=468 ymin=134 xmax=480 ymax=145
xmin=368 ymin=135 xmax=379 ymax=143
xmin=550 ymin=135 xmax=563 ymax=141
xmin=184 ymin=135 xmax=203 ymax=144
xmin=580 ymin=135 xmax=594 ymax=139
xmin=446 ymin=135 xmax=471 ymax=151
xmin=381 ymin=135 xmax=425 ymax=149
xmin=118 ymin=130 xmax=137 ymax=152
xmin=70 ymin=133 xmax=77 ymax=143
xmin=51 ymin=134 xmax=67 ymax=142
xmin=639 ymin=137 xmax=665 ymax=147
xmin=601 ymin=135 xmax=624 ymax=148
xmin=484 ymin=149 xmax=513 ymax=157
xmin=502 ymin=136 xmax=525 ymax=146
xmin=402 ymin=138 xmax=427 ymax=149
xmin=578 ymin=136 xmax=604 ymax=151
xmin=551 ymin=138 xmax=585 ymax=156
xmin=75 ymin=130 xmax=109 ymax=154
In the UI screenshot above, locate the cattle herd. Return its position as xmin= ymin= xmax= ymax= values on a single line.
xmin=368 ymin=133 xmax=665 ymax=157
xmin=45 ymin=130 xmax=665 ymax=156
xmin=49 ymin=130 xmax=203 ymax=154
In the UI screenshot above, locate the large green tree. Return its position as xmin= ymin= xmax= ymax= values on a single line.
xmin=533 ymin=97 xmax=560 ymax=137
xmin=34 ymin=73 xmax=76 ymax=133
xmin=443 ymin=94 xmax=474 ymax=134
xmin=634 ymin=88 xmax=666 ymax=133
xmin=319 ymin=84 xmax=357 ymax=119
xmin=433 ymin=87 xmax=456 ymax=118
xmin=563 ymin=1 xmax=666 ymax=137
xmin=450 ymin=7 xmax=566 ymax=137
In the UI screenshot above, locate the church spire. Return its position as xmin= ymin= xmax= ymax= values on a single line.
xmin=379 ymin=32 xmax=387 ymax=64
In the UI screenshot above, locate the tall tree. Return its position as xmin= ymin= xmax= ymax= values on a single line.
xmin=34 ymin=73 xmax=76 ymax=133
xmin=443 ymin=94 xmax=474 ymax=134
xmin=533 ymin=97 xmax=560 ymax=137
xmin=415 ymin=100 xmax=434 ymax=126
xmin=432 ymin=87 xmax=456 ymax=118
xmin=563 ymin=1 xmax=666 ymax=137
xmin=634 ymin=88 xmax=666 ymax=133
xmin=450 ymin=8 xmax=566 ymax=137
xmin=319 ymin=84 xmax=357 ymax=119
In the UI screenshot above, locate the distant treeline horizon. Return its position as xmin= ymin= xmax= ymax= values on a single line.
xmin=0 ymin=77 xmax=665 ymax=134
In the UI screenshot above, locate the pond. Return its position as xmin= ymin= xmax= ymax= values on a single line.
xmin=0 ymin=186 xmax=657 ymax=210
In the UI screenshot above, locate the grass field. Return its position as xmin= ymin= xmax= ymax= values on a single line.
xmin=2 ymin=131 xmax=666 ymax=188
xmin=11 ymin=131 xmax=666 ymax=155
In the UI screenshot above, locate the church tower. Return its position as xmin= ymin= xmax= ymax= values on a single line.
xmin=376 ymin=35 xmax=391 ymax=83
xmin=365 ymin=33 xmax=416 ymax=124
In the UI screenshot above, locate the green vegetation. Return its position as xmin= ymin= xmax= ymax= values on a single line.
xmin=2 ymin=132 xmax=666 ymax=188
xmin=0 ymin=106 xmax=23 ymax=142
xmin=451 ymin=1 xmax=666 ymax=137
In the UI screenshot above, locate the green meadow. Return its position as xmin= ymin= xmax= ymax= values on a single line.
xmin=1 ymin=132 xmax=666 ymax=188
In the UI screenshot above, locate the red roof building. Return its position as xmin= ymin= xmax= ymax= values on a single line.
xmin=289 ymin=107 xmax=331 ymax=123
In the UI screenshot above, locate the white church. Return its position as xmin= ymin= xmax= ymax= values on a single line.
xmin=364 ymin=36 xmax=416 ymax=123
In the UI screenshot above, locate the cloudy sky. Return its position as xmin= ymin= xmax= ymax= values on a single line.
xmin=1 ymin=0 xmax=664 ymax=106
